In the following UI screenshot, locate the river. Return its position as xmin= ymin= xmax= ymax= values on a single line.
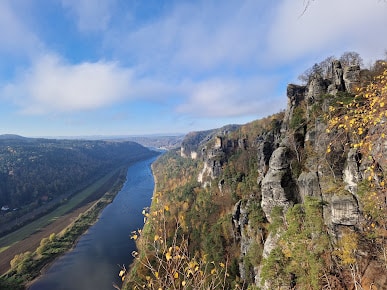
xmin=29 ymin=156 xmax=159 ymax=290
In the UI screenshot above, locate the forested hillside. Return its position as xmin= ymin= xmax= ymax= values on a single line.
xmin=124 ymin=55 xmax=387 ymax=289
xmin=0 ymin=137 xmax=157 ymax=233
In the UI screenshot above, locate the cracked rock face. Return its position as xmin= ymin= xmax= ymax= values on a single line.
xmin=330 ymin=193 xmax=359 ymax=226
xmin=268 ymin=146 xmax=290 ymax=170
xmin=261 ymin=147 xmax=298 ymax=222
xmin=343 ymin=65 xmax=360 ymax=93
xmin=297 ymin=171 xmax=321 ymax=202
xmin=307 ymin=74 xmax=328 ymax=103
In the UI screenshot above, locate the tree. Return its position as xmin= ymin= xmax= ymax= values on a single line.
xmin=335 ymin=229 xmax=362 ymax=290
xmin=122 ymin=206 xmax=229 ymax=290
xmin=319 ymin=55 xmax=336 ymax=78
xmin=339 ymin=51 xmax=363 ymax=67
xmin=326 ymin=60 xmax=387 ymax=275
xmin=298 ymin=63 xmax=323 ymax=84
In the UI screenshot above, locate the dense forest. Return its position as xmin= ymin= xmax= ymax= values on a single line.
xmin=0 ymin=136 xmax=157 ymax=232
xmin=124 ymin=54 xmax=387 ymax=289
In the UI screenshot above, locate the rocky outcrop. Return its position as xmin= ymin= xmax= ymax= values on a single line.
xmin=343 ymin=65 xmax=361 ymax=93
xmin=328 ymin=60 xmax=345 ymax=94
xmin=256 ymin=132 xmax=277 ymax=185
xmin=182 ymin=59 xmax=385 ymax=289
xmin=282 ymin=84 xmax=306 ymax=131
xmin=306 ymin=74 xmax=329 ymax=103
xmin=343 ymin=148 xmax=361 ymax=195
xmin=180 ymin=125 xmax=240 ymax=159
xmin=261 ymin=146 xmax=299 ymax=222
xmin=197 ymin=147 xmax=225 ymax=185
xmin=297 ymin=171 xmax=321 ymax=202
xmin=326 ymin=193 xmax=360 ymax=226
xmin=248 ymin=60 xmax=382 ymax=288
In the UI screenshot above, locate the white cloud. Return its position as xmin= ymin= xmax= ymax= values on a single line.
xmin=110 ymin=0 xmax=272 ymax=73
xmin=177 ymin=77 xmax=285 ymax=118
xmin=267 ymin=0 xmax=387 ymax=63
xmin=61 ymin=0 xmax=115 ymax=32
xmin=2 ymin=54 xmax=134 ymax=114
xmin=1 ymin=53 xmax=186 ymax=115
xmin=0 ymin=1 xmax=42 ymax=57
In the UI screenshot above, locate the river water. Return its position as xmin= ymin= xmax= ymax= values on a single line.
xmin=29 ymin=156 xmax=158 ymax=290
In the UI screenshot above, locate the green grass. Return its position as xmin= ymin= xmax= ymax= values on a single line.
xmin=0 ymin=168 xmax=122 ymax=252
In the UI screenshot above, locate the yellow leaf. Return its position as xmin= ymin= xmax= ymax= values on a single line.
xmin=154 ymin=234 xmax=160 ymax=241
xmin=154 ymin=271 xmax=159 ymax=279
xmin=164 ymin=205 xmax=170 ymax=211
xmin=182 ymin=281 xmax=186 ymax=286
xmin=165 ymin=251 xmax=172 ymax=261
xmin=131 ymin=234 xmax=138 ymax=240
xmin=119 ymin=270 xmax=125 ymax=277
xmin=174 ymin=272 xmax=179 ymax=279
xmin=380 ymin=102 xmax=385 ymax=108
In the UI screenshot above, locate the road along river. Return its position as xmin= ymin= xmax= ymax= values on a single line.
xmin=29 ymin=156 xmax=158 ymax=290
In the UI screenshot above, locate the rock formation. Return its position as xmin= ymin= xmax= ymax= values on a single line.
xmin=176 ymin=60 xmax=386 ymax=289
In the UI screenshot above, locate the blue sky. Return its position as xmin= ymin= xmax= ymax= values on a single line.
xmin=1 ymin=0 xmax=387 ymax=137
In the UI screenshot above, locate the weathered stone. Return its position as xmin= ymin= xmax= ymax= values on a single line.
xmin=306 ymin=74 xmax=328 ymax=103
xmin=343 ymin=65 xmax=360 ymax=93
xmin=343 ymin=148 xmax=361 ymax=195
xmin=214 ymin=136 xmax=222 ymax=149
xmin=256 ymin=134 xmax=275 ymax=185
xmin=261 ymin=147 xmax=298 ymax=222
xmin=330 ymin=60 xmax=345 ymax=92
xmin=268 ymin=146 xmax=290 ymax=170
xmin=330 ymin=193 xmax=359 ymax=226
xmin=282 ymin=84 xmax=307 ymax=131
xmin=297 ymin=171 xmax=321 ymax=202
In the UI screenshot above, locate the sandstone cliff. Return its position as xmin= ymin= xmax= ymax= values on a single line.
xmin=126 ymin=59 xmax=387 ymax=290
xmin=179 ymin=59 xmax=387 ymax=289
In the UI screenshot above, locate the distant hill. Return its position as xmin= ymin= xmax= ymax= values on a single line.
xmin=0 ymin=137 xmax=157 ymax=219
xmin=0 ymin=134 xmax=27 ymax=140
xmin=119 ymin=135 xmax=184 ymax=150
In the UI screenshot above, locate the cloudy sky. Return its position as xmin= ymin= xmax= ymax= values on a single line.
xmin=1 ymin=0 xmax=386 ymax=137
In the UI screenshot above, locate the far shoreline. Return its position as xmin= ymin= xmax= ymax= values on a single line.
xmin=0 ymin=154 xmax=159 ymax=290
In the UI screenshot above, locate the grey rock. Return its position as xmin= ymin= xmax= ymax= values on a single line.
xmin=343 ymin=65 xmax=360 ymax=93
xmin=306 ymin=74 xmax=328 ymax=103
xmin=261 ymin=147 xmax=298 ymax=222
xmin=330 ymin=193 xmax=359 ymax=226
xmin=330 ymin=60 xmax=345 ymax=92
xmin=297 ymin=171 xmax=321 ymax=202
xmin=282 ymin=84 xmax=306 ymax=131
xmin=268 ymin=146 xmax=290 ymax=170
xmin=343 ymin=148 xmax=361 ymax=195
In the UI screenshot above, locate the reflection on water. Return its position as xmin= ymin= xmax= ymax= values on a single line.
xmin=29 ymin=156 xmax=158 ymax=290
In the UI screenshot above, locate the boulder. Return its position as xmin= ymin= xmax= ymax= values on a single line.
xmin=343 ymin=65 xmax=360 ymax=93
